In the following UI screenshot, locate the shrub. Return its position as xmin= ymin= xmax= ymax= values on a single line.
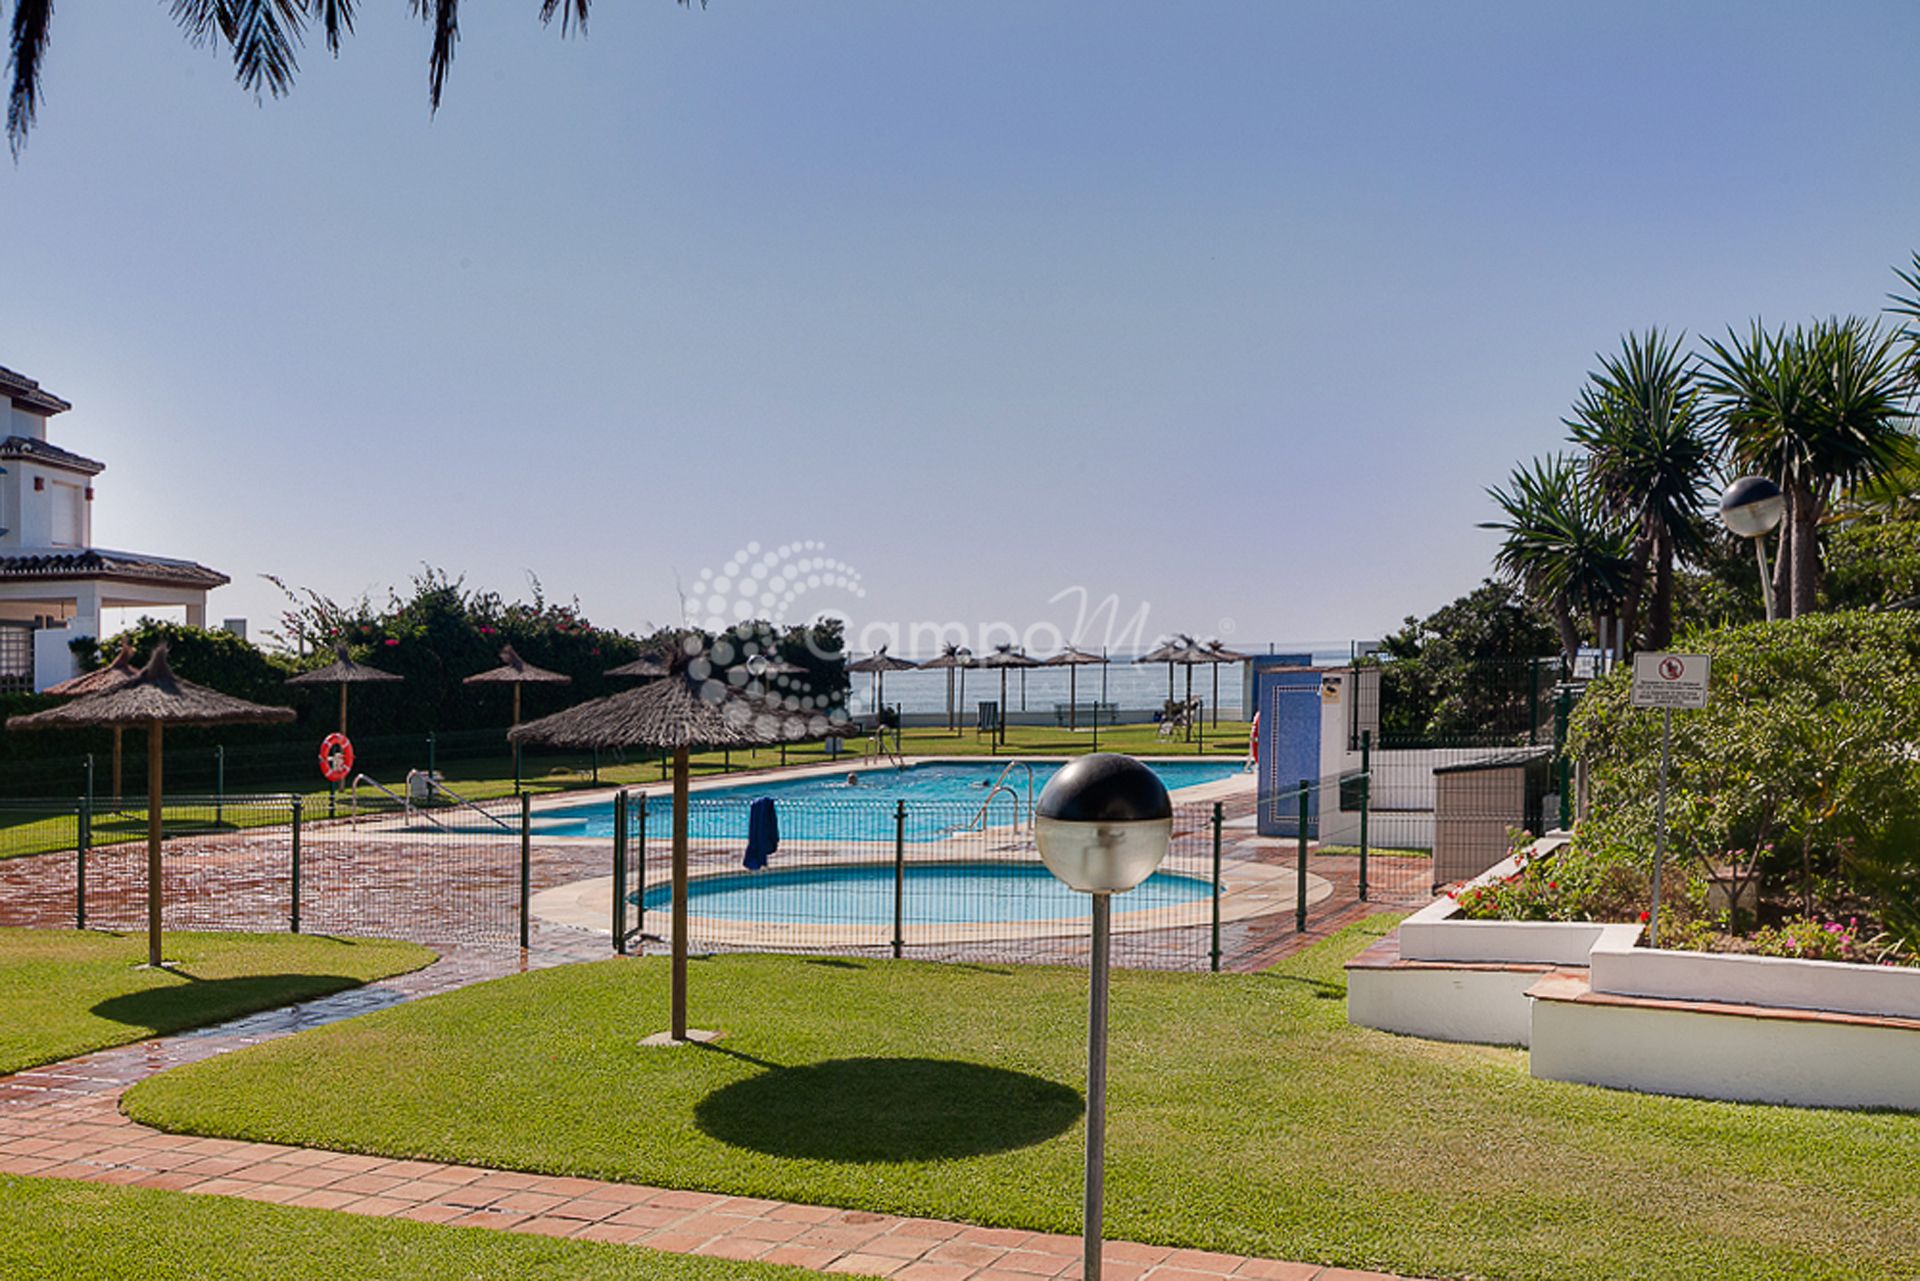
xmin=1567 ymin=609 xmax=1920 ymax=951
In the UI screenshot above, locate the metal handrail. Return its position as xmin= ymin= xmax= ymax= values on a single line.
xmin=349 ymin=773 xmax=447 ymax=829
xmin=984 ymin=759 xmax=1036 ymax=824
xmin=426 ymin=777 xmax=518 ymax=831
xmin=966 ymin=760 xmax=1035 ymax=831
xmin=965 ymin=782 xmax=1024 ymax=832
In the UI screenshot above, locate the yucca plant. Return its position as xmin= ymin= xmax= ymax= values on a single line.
xmin=1566 ymin=329 xmax=1719 ymax=649
xmin=1482 ymin=454 xmax=1636 ymax=662
xmin=1702 ymin=318 xmax=1913 ymax=617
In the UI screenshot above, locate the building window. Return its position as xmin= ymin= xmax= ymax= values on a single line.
xmin=0 ymin=624 xmax=32 ymax=694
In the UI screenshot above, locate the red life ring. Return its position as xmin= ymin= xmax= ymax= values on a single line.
xmin=1249 ymin=712 xmax=1260 ymax=765
xmin=319 ymin=732 xmax=355 ymax=783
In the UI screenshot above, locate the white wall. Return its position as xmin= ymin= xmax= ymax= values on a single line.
xmin=1530 ymin=996 xmax=1920 ymax=1111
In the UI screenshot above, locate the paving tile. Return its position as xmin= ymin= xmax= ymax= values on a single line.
xmin=546 ymin=1196 xmax=628 ymax=1222
xmin=770 ymin=1203 xmax=845 ymax=1224
xmin=828 ymin=1252 xmax=908 ymax=1276
xmin=517 ymin=1216 xmax=585 ymax=1239
xmin=926 ymin=1241 xmax=1008 ymax=1269
xmin=1229 ymin=1261 xmax=1322 ymax=1280
xmin=995 ymin=1249 xmax=1075 ymax=1276
xmin=1104 ymin=1242 xmax=1175 ymax=1265
xmin=396 ymin=1203 xmax=467 ymax=1225
xmin=892 ymin=1263 xmax=977 ymax=1281
xmin=572 ymin=1222 xmax=652 ymax=1245
xmin=638 ymin=1229 xmax=721 ymax=1253
xmin=283 ymin=1188 xmax=363 ymax=1211
xmin=489 ymin=1190 xmax=571 ymax=1216
xmin=609 ymin=1204 xmax=694 ymax=1230
xmin=960 ymin=1227 xmax=1036 ymax=1249
xmin=697 ymin=1235 xmax=776 ymax=1262
xmin=448 ymin=1209 xmax=531 ymax=1231
xmin=859 ymin=1233 xmax=944 ymax=1259
xmin=1162 ymin=1249 xmax=1254 ymax=1273
xmin=761 ymin=1244 xmax=847 ymax=1269
xmin=336 ymin=1194 xmax=414 ymax=1217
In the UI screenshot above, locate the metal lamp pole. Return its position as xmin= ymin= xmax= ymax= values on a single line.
xmin=1032 ymin=754 xmax=1172 ymax=1281
xmin=1084 ymin=891 xmax=1112 ymax=1281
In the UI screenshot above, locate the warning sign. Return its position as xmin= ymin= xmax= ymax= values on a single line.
xmin=1631 ymin=653 xmax=1711 ymax=710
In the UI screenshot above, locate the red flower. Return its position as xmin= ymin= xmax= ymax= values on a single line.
xmin=383 ymin=638 xmax=399 ymax=646
xmin=1637 ymin=910 xmax=1650 ymax=922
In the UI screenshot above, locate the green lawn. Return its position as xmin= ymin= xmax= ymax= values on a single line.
xmin=124 ymin=920 xmax=1920 ymax=1281
xmin=0 ymin=928 xmax=435 ymax=1074
xmin=0 ymin=1177 xmax=817 ymax=1280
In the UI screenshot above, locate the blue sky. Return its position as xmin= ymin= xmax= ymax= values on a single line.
xmin=4 ymin=1 xmax=1917 ymax=653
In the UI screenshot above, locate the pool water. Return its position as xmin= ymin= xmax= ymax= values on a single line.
xmin=526 ymin=759 xmax=1240 ymax=843
xmin=643 ymin=860 xmax=1211 ymax=925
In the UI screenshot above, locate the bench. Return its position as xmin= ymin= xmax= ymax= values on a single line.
xmin=1052 ymin=701 xmax=1120 ymax=726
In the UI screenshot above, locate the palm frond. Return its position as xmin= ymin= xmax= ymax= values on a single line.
xmin=305 ymin=0 xmax=356 ymax=55
xmin=539 ymin=0 xmax=591 ymax=35
xmin=5 ymin=0 xmax=54 ymax=156
xmin=411 ymin=0 xmax=459 ymax=110
xmin=170 ymin=0 xmax=305 ymax=97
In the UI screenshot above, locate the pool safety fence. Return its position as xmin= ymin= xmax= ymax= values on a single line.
xmin=1 ymin=775 xmax=1433 ymax=970
xmin=0 ymin=709 xmax=1262 ymax=804
xmin=0 ymin=791 xmax=532 ymax=947
xmin=619 ymin=793 xmax=1233 ymax=971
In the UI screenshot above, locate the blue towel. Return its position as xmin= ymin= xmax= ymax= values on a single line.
xmin=743 ymin=796 xmax=780 ymax=870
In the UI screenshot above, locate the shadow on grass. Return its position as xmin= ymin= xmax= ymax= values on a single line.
xmin=695 ymin=1057 xmax=1081 ymax=1162
xmin=91 ymin=973 xmax=363 ymax=1037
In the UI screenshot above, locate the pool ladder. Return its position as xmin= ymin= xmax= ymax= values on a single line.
xmin=965 ymin=760 xmax=1035 ymax=831
xmin=348 ymin=773 xmax=447 ymax=829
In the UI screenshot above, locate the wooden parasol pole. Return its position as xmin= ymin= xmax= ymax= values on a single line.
xmin=146 ymin=720 xmax=163 ymax=967
xmin=671 ymin=745 xmax=690 ymax=1041
xmin=338 ymin=683 xmax=349 ymax=737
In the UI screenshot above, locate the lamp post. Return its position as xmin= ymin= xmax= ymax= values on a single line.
xmin=1032 ymin=754 xmax=1173 ymax=1281
xmin=1718 ymin=476 xmax=1786 ymax=622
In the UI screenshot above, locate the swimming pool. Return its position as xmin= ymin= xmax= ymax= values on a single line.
xmin=644 ymin=860 xmax=1211 ymax=926
xmin=523 ymin=759 xmax=1242 ymax=843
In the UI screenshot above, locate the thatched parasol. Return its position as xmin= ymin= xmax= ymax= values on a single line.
xmin=510 ymin=656 xmax=850 ymax=1043
xmin=463 ymin=643 xmax=570 ymax=727
xmin=918 ymin=644 xmax=974 ymax=731
xmin=846 ymin=647 xmax=918 ymax=718
xmin=285 ymin=645 xmax=403 ymax=737
xmin=605 ymin=653 xmax=671 ymax=680
xmin=974 ymin=645 xmax=1038 ymax=745
xmin=1196 ymin=640 xmax=1253 ymax=727
xmin=8 ymin=643 xmax=295 ymax=966
xmin=1042 ymin=646 xmax=1108 ymax=732
xmin=44 ymin=640 xmax=139 ymax=804
xmin=1136 ymin=635 xmax=1193 ymax=707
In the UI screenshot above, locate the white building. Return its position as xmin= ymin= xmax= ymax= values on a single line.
xmin=0 ymin=364 xmax=228 ymax=691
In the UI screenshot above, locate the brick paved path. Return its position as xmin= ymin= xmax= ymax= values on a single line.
xmin=0 ymin=937 xmax=1417 ymax=1281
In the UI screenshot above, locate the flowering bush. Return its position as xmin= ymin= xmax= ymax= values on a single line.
xmin=1747 ymin=916 xmax=1918 ymax=967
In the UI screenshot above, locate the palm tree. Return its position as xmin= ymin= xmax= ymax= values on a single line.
xmin=1482 ymin=455 xmax=1636 ymax=663
xmin=6 ymin=1 xmax=682 ymax=153
xmin=1702 ymin=318 xmax=1913 ymax=617
xmin=1565 ymin=329 xmax=1718 ymax=650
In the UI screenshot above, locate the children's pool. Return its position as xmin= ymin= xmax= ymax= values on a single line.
xmin=644 ymin=860 xmax=1211 ymax=926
